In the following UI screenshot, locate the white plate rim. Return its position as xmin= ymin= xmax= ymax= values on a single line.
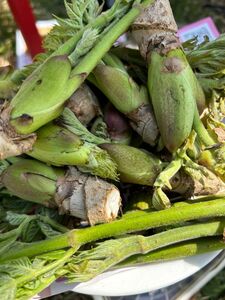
xmin=59 ymin=250 xmax=222 ymax=296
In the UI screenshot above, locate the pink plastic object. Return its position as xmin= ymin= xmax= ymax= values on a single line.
xmin=178 ymin=17 xmax=220 ymax=43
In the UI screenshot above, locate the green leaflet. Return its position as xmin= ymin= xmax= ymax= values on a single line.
xmin=187 ymin=34 xmax=225 ymax=76
xmin=44 ymin=0 xmax=101 ymax=52
xmin=0 ymin=237 xmax=18 ymax=256
xmin=1 ymin=197 xmax=34 ymax=214
xmin=69 ymin=28 xmax=99 ymax=66
xmin=0 ymin=249 xmax=76 ymax=300
xmin=0 ymin=208 xmax=67 ymax=249
xmin=62 ymin=108 xmax=108 ymax=144
xmin=0 ymin=276 xmax=16 ymax=300
xmin=0 ymin=257 xmax=33 ymax=277
xmin=21 ymin=220 xmax=42 ymax=243
xmin=6 ymin=211 xmax=30 ymax=226
xmin=38 ymin=222 xmax=62 ymax=238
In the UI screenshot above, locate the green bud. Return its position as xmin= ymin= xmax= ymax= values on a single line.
xmin=100 ymin=143 xmax=163 ymax=185
xmin=93 ymin=64 xmax=148 ymax=114
xmin=148 ymin=49 xmax=196 ymax=152
xmin=152 ymin=188 xmax=171 ymax=211
xmin=29 ymin=123 xmax=118 ymax=180
xmin=0 ymin=159 xmax=63 ymax=206
xmin=9 ymin=55 xmax=72 ymax=134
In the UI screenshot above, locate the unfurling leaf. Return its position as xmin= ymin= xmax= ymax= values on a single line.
xmin=69 ymin=28 xmax=99 ymax=65
xmin=38 ymin=222 xmax=61 ymax=238
xmin=6 ymin=211 xmax=29 ymax=226
xmin=21 ymin=220 xmax=41 ymax=243
xmin=0 ymin=276 xmax=16 ymax=300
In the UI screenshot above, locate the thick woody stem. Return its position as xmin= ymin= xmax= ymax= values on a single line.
xmin=0 ymin=159 xmax=121 ymax=225
xmin=132 ymin=0 xmax=180 ymax=59
xmin=56 ymin=167 xmax=121 ymax=225
xmin=171 ymin=166 xmax=225 ymax=196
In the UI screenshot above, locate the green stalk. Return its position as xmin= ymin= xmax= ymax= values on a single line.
xmin=193 ymin=107 xmax=216 ymax=147
xmin=1 ymin=198 xmax=225 ymax=262
xmin=12 ymin=0 xmax=132 ymax=84
xmin=91 ymin=56 xmax=159 ymax=146
xmin=69 ymin=0 xmax=156 ymax=78
xmin=103 ymin=53 xmax=127 ymax=72
xmin=1 ymin=0 xmax=156 ymax=158
xmin=65 ymin=219 xmax=225 ymax=282
xmin=117 ymin=237 xmax=225 ymax=267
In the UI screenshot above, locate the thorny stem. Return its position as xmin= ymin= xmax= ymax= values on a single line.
xmin=117 ymin=237 xmax=225 ymax=267
xmin=68 ymin=220 xmax=225 ymax=281
xmin=1 ymin=198 xmax=225 ymax=262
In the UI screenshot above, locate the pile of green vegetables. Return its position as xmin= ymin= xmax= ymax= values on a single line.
xmin=0 ymin=1 xmax=225 ymax=299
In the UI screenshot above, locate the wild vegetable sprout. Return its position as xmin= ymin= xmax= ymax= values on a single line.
xmin=0 ymin=1 xmax=225 ymax=299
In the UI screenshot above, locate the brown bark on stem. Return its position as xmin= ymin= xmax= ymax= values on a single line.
xmin=171 ymin=168 xmax=225 ymax=197
xmin=0 ymin=104 xmax=36 ymax=159
xmin=132 ymin=0 xmax=180 ymax=58
xmin=55 ymin=168 xmax=121 ymax=225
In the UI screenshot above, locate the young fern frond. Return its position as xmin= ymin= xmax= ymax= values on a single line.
xmin=85 ymin=1 xmax=104 ymax=23
xmin=64 ymin=0 xmax=86 ymax=24
xmin=44 ymin=0 xmax=100 ymax=53
xmin=69 ymin=28 xmax=99 ymax=65
xmin=187 ymin=34 xmax=225 ymax=77
xmin=61 ymin=108 xmax=108 ymax=144
xmin=77 ymin=143 xmax=119 ymax=180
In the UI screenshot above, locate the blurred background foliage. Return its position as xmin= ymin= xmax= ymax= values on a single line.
xmin=0 ymin=0 xmax=225 ymax=63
